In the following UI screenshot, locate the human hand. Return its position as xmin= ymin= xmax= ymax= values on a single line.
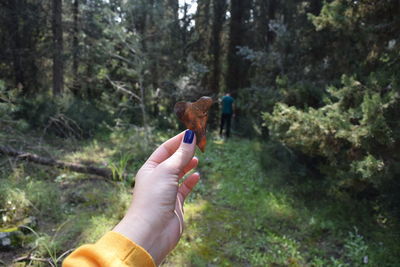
xmin=113 ymin=130 xmax=200 ymax=265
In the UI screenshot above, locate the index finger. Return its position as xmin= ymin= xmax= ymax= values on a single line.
xmin=142 ymin=131 xmax=185 ymax=170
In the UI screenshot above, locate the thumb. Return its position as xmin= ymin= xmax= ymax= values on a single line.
xmin=160 ymin=130 xmax=196 ymax=175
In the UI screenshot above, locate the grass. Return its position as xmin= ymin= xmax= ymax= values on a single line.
xmin=163 ymin=136 xmax=400 ymax=266
xmin=1 ymin=130 xmax=399 ymax=266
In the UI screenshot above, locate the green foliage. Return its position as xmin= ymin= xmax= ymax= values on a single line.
xmin=235 ymin=86 xmax=277 ymax=136
xmin=54 ymin=182 xmax=131 ymax=249
xmin=1 ymin=0 xmax=400 ymax=265
xmin=63 ymin=98 xmax=112 ymax=137
xmin=263 ymin=75 xmax=399 ymax=197
xmin=261 ymin=0 xmax=400 ymax=217
xmin=1 ymin=131 xmax=399 ymax=265
xmin=309 ymin=0 xmax=352 ymax=31
xmin=168 ymin=137 xmax=400 ymax=266
xmin=109 ymin=153 xmax=133 ymax=182
xmin=22 ymin=225 xmax=62 ymax=266
xmin=0 ymin=82 xmax=26 ymax=130
xmin=0 ymin=172 xmax=62 ymax=228
xmin=24 ymin=180 xmax=62 ymax=220
xmin=343 ymin=228 xmax=369 ymax=266
xmin=0 ymin=182 xmax=31 ymax=227
xmin=259 ymin=140 xmax=308 ymax=182
xmin=350 ymin=154 xmax=384 ymax=181
xmin=310 ymin=228 xmax=370 ymax=266
xmin=108 ymin=126 xmax=159 ymax=168
xmin=15 ymin=96 xmax=57 ymax=128
xmin=14 ymin=96 xmax=112 ymax=138
xmin=0 ymin=131 xmax=137 ymax=263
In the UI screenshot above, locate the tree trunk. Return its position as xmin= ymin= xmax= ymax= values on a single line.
xmin=255 ymin=0 xmax=267 ymax=49
xmin=226 ymin=0 xmax=250 ymax=97
xmin=167 ymin=0 xmax=179 ymax=25
xmin=267 ymin=0 xmax=277 ymax=46
xmin=10 ymin=0 xmax=25 ymax=90
xmin=208 ymin=0 xmax=227 ymax=94
xmin=72 ymin=0 xmax=80 ymax=96
xmin=6 ymin=0 xmax=41 ymax=95
xmin=255 ymin=0 xmax=276 ymax=49
xmin=194 ymin=0 xmax=211 ymax=62
xmin=181 ymin=3 xmax=190 ymax=55
xmin=52 ymin=0 xmax=64 ymax=95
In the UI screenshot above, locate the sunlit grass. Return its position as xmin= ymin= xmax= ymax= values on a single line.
xmin=1 ymin=131 xmax=399 ymax=266
xmin=62 ymin=139 xmax=112 ymax=163
xmin=163 ymin=134 xmax=400 ymax=266
xmin=164 ymin=136 xmax=307 ymax=266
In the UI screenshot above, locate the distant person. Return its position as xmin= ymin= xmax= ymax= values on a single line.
xmin=220 ymin=93 xmax=235 ymax=138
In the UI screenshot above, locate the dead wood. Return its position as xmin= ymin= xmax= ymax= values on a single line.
xmin=0 ymin=145 xmax=112 ymax=179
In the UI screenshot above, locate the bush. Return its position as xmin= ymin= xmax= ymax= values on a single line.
xmin=14 ymin=96 xmax=59 ymax=129
xmin=13 ymin=96 xmax=112 ymax=138
xmin=263 ymin=75 xmax=400 ymax=204
xmin=260 ymin=140 xmax=309 ymax=181
xmin=0 ymin=81 xmax=25 ymax=130
xmin=0 ymin=182 xmax=31 ymax=227
xmin=64 ymin=98 xmax=112 ymax=137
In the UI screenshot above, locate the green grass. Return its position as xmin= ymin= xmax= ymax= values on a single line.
xmin=164 ymin=136 xmax=400 ymax=266
xmin=0 ymin=129 xmax=147 ymax=265
xmin=1 ymin=131 xmax=399 ymax=266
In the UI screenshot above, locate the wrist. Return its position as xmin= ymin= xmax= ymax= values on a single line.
xmin=113 ymin=214 xmax=161 ymax=264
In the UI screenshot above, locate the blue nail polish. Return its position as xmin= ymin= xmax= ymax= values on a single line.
xmin=183 ymin=130 xmax=195 ymax=144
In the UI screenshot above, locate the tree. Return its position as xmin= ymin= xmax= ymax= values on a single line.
xmin=207 ymin=0 xmax=227 ymax=94
xmin=226 ymin=0 xmax=251 ymax=97
xmin=0 ymin=0 xmax=45 ymax=94
xmin=194 ymin=0 xmax=211 ymax=64
xmin=52 ymin=0 xmax=64 ymax=95
xmin=71 ymin=0 xmax=80 ymax=96
xmin=264 ymin=0 xmax=400 ymax=213
xmin=254 ymin=0 xmax=277 ymax=50
xmin=10 ymin=0 xmax=25 ymax=90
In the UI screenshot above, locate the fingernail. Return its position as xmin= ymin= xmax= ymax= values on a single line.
xmin=183 ymin=130 xmax=195 ymax=144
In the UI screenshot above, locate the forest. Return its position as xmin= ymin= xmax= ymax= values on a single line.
xmin=1 ymin=0 xmax=400 ymax=266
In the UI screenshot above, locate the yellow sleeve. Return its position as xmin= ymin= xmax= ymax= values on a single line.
xmin=63 ymin=231 xmax=156 ymax=267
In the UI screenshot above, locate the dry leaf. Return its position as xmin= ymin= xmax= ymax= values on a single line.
xmin=174 ymin=96 xmax=213 ymax=152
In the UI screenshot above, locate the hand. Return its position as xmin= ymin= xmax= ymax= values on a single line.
xmin=113 ymin=130 xmax=200 ymax=265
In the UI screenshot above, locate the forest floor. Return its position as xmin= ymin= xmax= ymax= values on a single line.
xmin=164 ymin=137 xmax=400 ymax=266
xmin=1 ymin=129 xmax=399 ymax=266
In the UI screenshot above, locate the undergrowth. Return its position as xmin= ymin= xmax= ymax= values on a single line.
xmin=164 ymin=136 xmax=400 ymax=266
xmin=0 ymin=127 xmax=162 ymax=266
xmin=1 ymin=131 xmax=399 ymax=266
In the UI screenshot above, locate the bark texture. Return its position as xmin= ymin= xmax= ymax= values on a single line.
xmin=52 ymin=0 xmax=64 ymax=95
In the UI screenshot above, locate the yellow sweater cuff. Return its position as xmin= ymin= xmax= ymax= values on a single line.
xmin=63 ymin=231 xmax=156 ymax=267
xmin=97 ymin=231 xmax=156 ymax=267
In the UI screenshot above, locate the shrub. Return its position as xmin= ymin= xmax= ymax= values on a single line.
xmin=64 ymin=98 xmax=112 ymax=138
xmin=13 ymin=96 xmax=112 ymax=138
xmin=263 ymin=75 xmax=400 ymax=203
xmin=0 ymin=182 xmax=31 ymax=227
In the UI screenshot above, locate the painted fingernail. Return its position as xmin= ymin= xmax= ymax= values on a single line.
xmin=183 ymin=130 xmax=195 ymax=144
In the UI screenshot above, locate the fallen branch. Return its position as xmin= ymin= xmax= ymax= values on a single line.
xmin=0 ymin=145 xmax=112 ymax=179
xmin=13 ymin=255 xmax=50 ymax=263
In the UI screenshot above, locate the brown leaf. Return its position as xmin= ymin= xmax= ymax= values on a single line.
xmin=174 ymin=96 xmax=213 ymax=152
